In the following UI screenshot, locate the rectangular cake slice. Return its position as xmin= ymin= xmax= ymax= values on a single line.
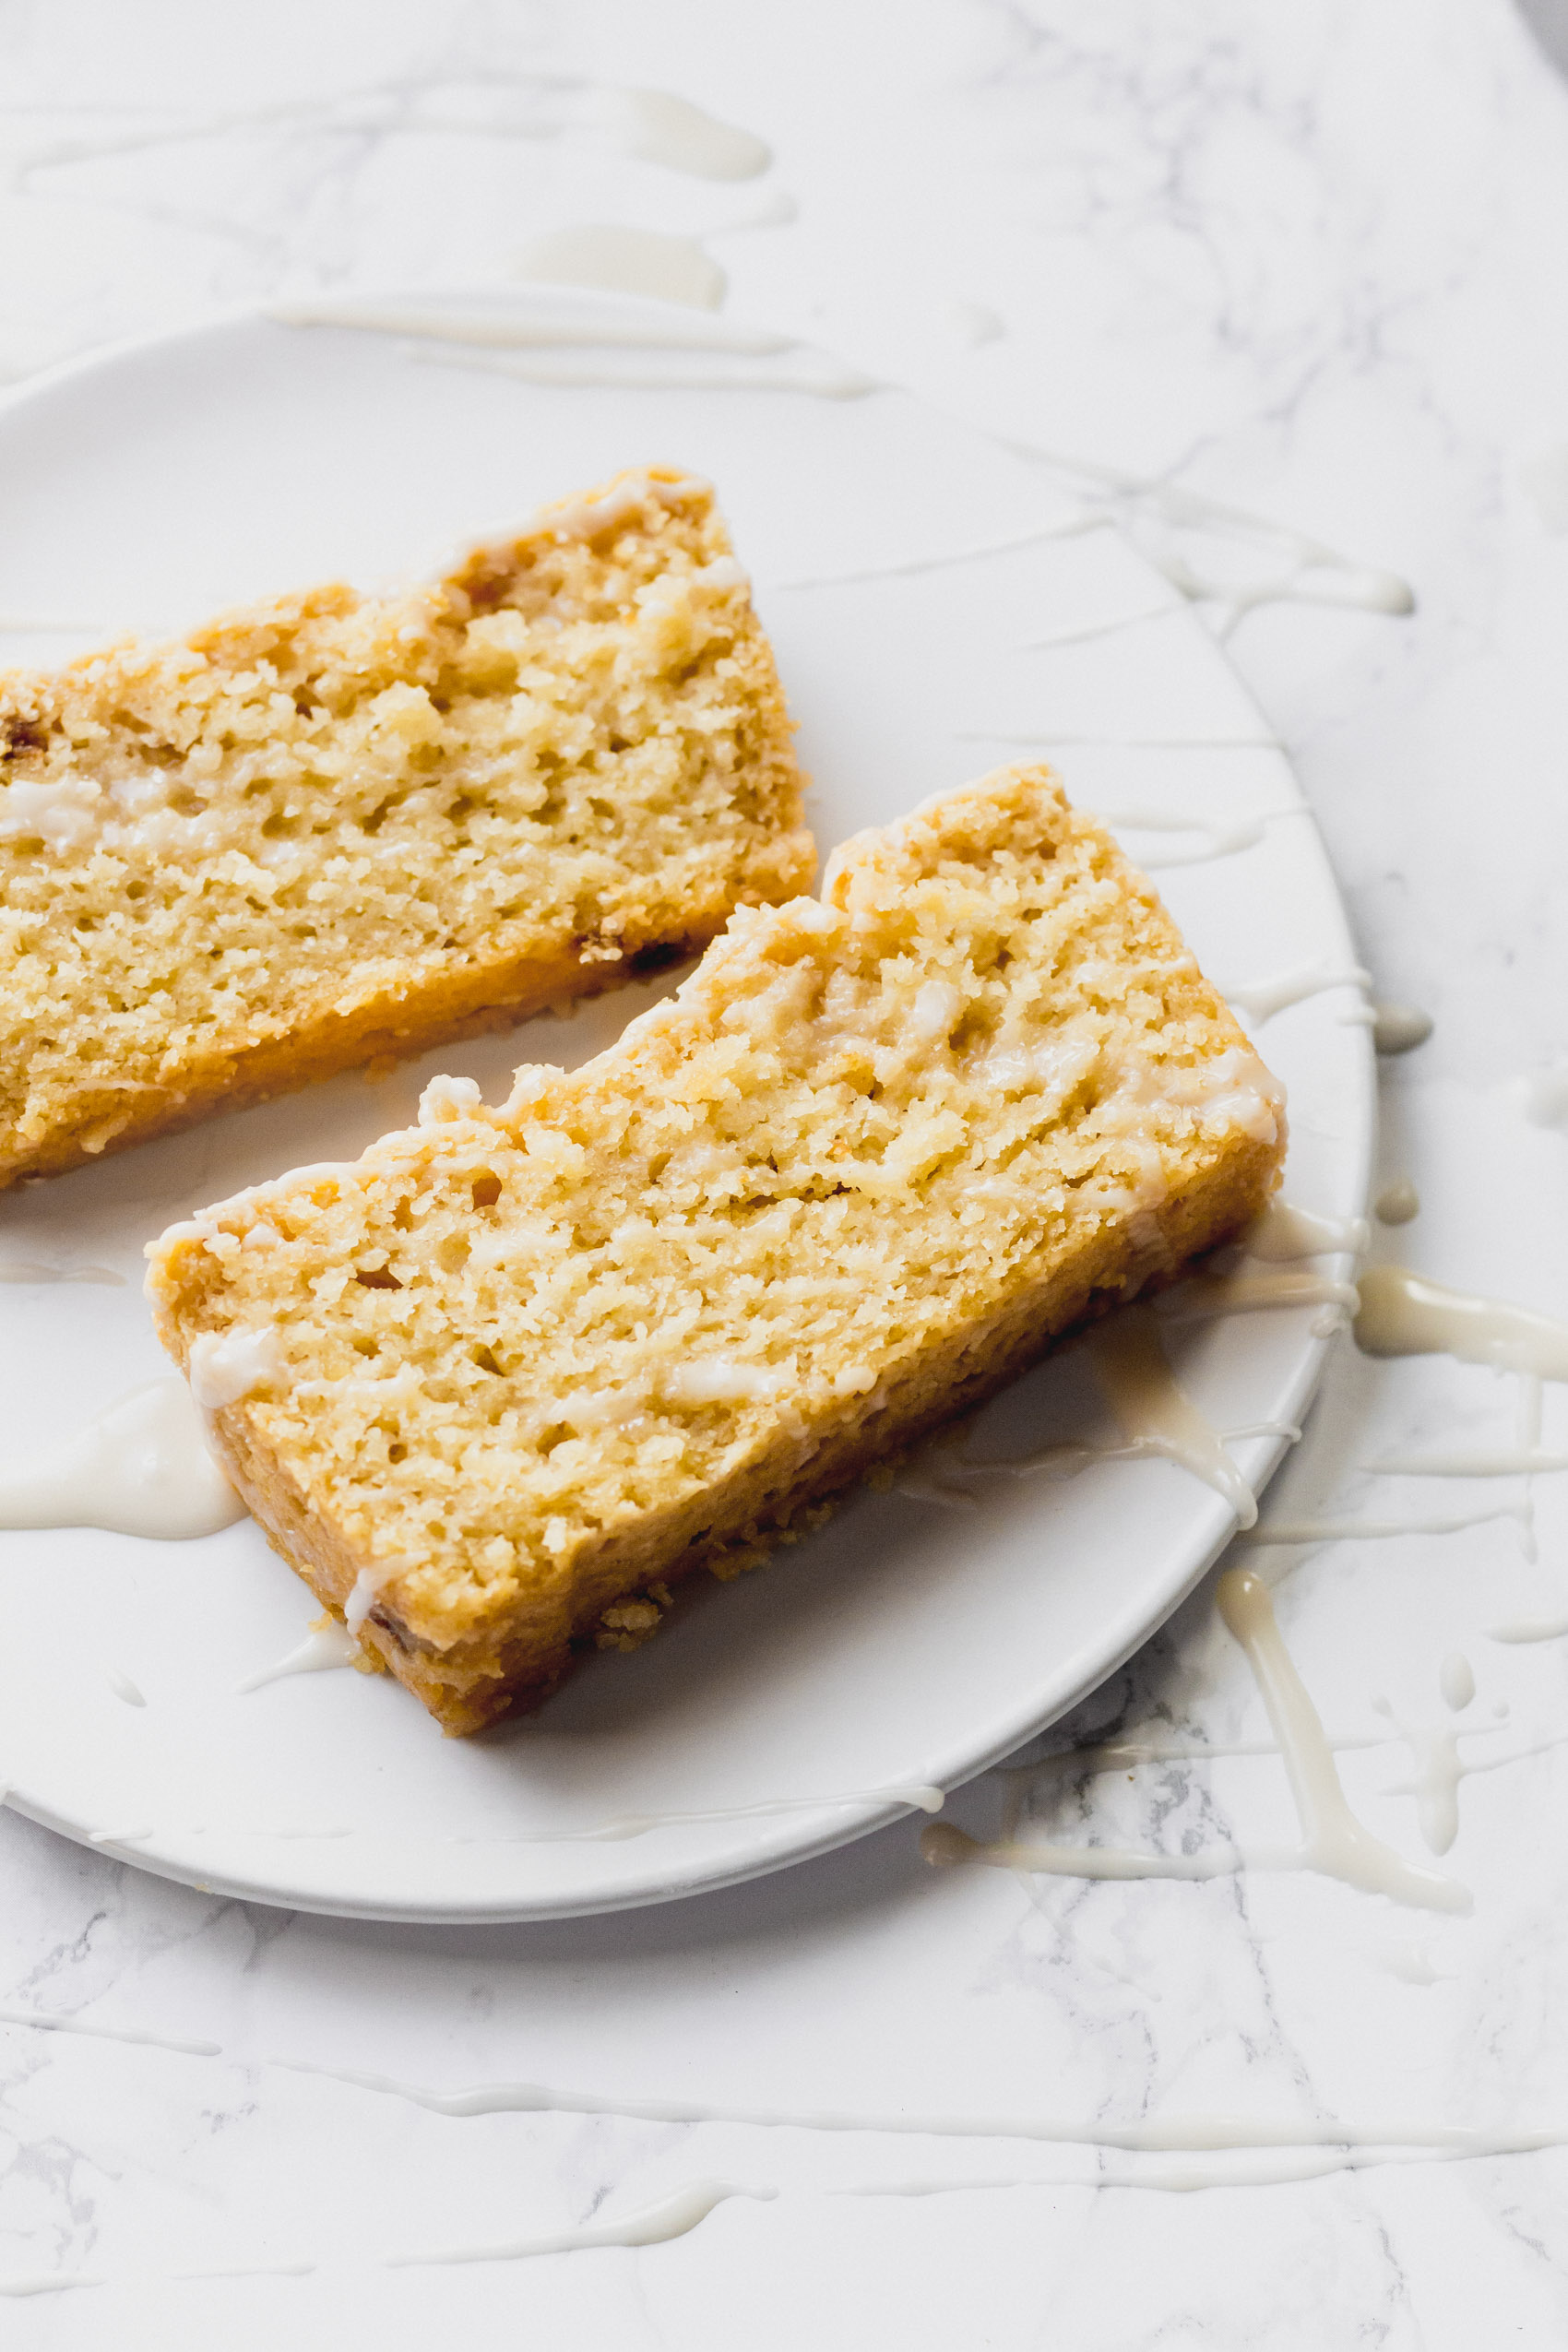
xmin=0 ymin=467 xmax=810 ymax=1185
xmin=148 ymin=764 xmax=1285 ymax=1733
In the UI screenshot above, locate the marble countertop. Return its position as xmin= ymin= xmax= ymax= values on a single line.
xmin=4 ymin=2 xmax=1568 ymax=2343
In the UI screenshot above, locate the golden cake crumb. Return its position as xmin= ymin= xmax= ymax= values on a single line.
xmin=0 ymin=466 xmax=811 ymax=1186
xmin=148 ymin=764 xmax=1285 ymax=1734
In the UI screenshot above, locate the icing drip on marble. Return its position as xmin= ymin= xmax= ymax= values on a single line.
xmin=924 ymin=1570 xmax=1468 ymax=1913
xmin=1093 ymin=804 xmax=1302 ymax=870
xmin=1355 ymin=1265 xmax=1568 ymax=1380
xmin=271 ymin=296 xmax=792 ymax=353
xmin=390 ymin=2180 xmax=775 ymax=2268
xmin=1224 ymin=960 xmax=1371 ymax=1025
xmin=1371 ymin=1004 xmax=1433 ymax=1055
xmin=1374 ymin=1179 xmax=1420 ymax=1226
xmin=0 ymin=1378 xmax=245 ymax=1539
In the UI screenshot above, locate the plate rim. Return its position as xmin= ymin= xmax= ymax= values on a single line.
xmin=0 ymin=295 xmax=1375 ymax=1921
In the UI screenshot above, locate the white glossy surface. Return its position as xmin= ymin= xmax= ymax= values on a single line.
xmin=1 ymin=3 xmax=1566 ymax=2343
xmin=0 ymin=301 xmax=1368 ymax=1921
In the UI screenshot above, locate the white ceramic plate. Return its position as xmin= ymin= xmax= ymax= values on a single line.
xmin=0 ymin=294 xmax=1372 ymax=1920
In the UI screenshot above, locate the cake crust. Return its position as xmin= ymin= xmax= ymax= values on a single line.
xmin=148 ymin=765 xmax=1286 ymax=1733
xmin=0 ymin=467 xmax=811 ymax=1186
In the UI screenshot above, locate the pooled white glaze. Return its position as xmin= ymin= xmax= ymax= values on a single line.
xmin=596 ymin=87 xmax=771 ymax=180
xmin=0 ymin=1378 xmax=245 ymax=1539
xmin=1243 ymin=1199 xmax=1369 ymax=1260
xmin=1224 ymin=960 xmax=1371 ymax=1025
xmin=186 ymin=1326 xmax=286 ymax=1410
xmin=1371 ymin=1004 xmax=1433 ymax=1055
xmin=1159 ymin=1269 xmax=1359 ymax=1324
xmin=1374 ymin=1178 xmax=1420 ymax=1226
xmin=1356 ymin=1265 xmax=1568 ymax=1379
xmin=237 ymin=1620 xmax=360 ymax=1694
xmin=392 ymin=2179 xmax=773 ymax=2268
xmin=1084 ymin=1309 xmax=1259 ymax=1526
xmin=909 ymin=1308 xmax=1295 ymax=1520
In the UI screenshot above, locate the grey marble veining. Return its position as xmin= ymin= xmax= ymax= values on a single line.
xmin=2 ymin=1 xmax=1568 ymax=2343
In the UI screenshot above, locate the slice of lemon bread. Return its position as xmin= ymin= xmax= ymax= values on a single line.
xmin=148 ymin=765 xmax=1285 ymax=1733
xmin=0 ymin=467 xmax=810 ymax=1186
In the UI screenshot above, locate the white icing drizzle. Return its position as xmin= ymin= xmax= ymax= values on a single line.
xmin=0 ymin=1258 xmax=124 ymax=1285
xmin=596 ymin=87 xmax=770 ymax=180
xmin=106 ymin=1669 xmax=146 ymax=1707
xmin=1490 ymin=1612 xmax=1568 ymax=1645
xmin=1371 ymin=1004 xmax=1433 ymax=1055
xmin=186 ymin=1325 xmax=286 ymax=1410
xmin=1374 ymin=1179 xmax=1420 ymax=1226
xmin=1158 ymin=1269 xmax=1360 ymax=1324
xmin=927 ymin=1569 xmax=1468 ymax=1912
xmin=1243 ymin=1199 xmax=1368 ymax=1261
xmin=0 ymin=2002 xmax=219 ymax=2056
xmin=389 ymin=2180 xmax=775 ymax=2269
xmin=778 ymin=513 xmax=1111 ymax=590
xmin=515 ymin=224 xmax=726 ymax=311
xmin=1223 ymin=960 xmax=1371 ymax=1024
xmin=279 ymin=2061 xmax=1568 ymax=2179
xmin=458 ymin=1786 xmax=944 ymax=1845
xmin=783 ymin=445 xmax=1413 ymax=632
xmin=271 ymin=296 xmax=790 ymax=353
xmin=1355 ymin=1265 xmax=1568 ymax=1380
xmin=1079 ymin=1309 xmax=1259 ymax=1526
xmin=1241 ymin=1503 xmax=1528 ymax=1548
xmin=237 ymin=1620 xmax=360 ymax=1694
xmin=418 ymin=343 xmax=879 ymax=400
xmin=1092 ymin=803 xmax=1302 ymax=870
xmin=0 ymin=1376 xmax=245 ymax=1539
xmin=1023 ymin=602 xmax=1175 ymax=650
xmin=1373 ymin=1656 xmax=1476 ymax=1856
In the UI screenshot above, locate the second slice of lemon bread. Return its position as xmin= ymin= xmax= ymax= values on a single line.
xmin=1 ymin=467 xmax=809 ymax=1186
xmin=148 ymin=764 xmax=1285 ymax=1733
